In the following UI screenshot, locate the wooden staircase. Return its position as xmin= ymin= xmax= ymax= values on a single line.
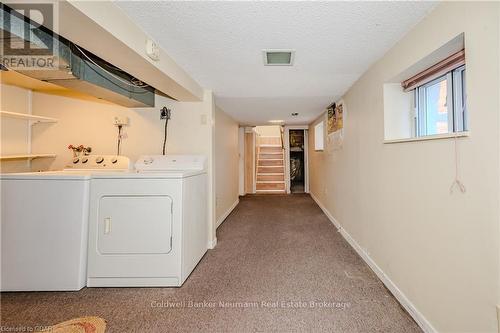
xmin=256 ymin=136 xmax=285 ymax=194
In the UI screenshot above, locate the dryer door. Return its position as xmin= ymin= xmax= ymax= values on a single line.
xmin=98 ymin=196 xmax=173 ymax=254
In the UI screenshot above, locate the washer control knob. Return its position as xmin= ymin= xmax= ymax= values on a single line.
xmin=73 ymin=157 xmax=79 ymax=164
xmin=81 ymin=157 xmax=88 ymax=163
xmin=96 ymin=156 xmax=104 ymax=164
xmin=111 ymin=157 xmax=118 ymax=164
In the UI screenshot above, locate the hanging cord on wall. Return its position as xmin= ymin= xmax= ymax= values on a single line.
xmin=449 ymin=133 xmax=466 ymax=194
xmin=449 ymin=101 xmax=467 ymax=194
xmin=162 ymin=117 xmax=169 ymax=155
xmin=160 ymin=107 xmax=171 ymax=155
xmin=117 ymin=125 xmax=123 ymax=156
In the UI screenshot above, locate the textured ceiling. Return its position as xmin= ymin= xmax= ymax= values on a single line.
xmin=116 ymin=1 xmax=437 ymax=125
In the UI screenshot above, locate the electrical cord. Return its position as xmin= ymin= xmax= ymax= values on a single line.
xmin=449 ymin=133 xmax=466 ymax=194
xmin=72 ymin=43 xmax=148 ymax=88
xmin=162 ymin=117 xmax=169 ymax=155
xmin=450 ymin=99 xmax=467 ymax=194
xmin=117 ymin=125 xmax=123 ymax=156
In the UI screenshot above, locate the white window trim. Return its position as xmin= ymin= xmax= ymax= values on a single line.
xmin=384 ymin=131 xmax=470 ymax=144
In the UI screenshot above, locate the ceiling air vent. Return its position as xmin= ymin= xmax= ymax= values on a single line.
xmin=263 ymin=49 xmax=295 ymax=66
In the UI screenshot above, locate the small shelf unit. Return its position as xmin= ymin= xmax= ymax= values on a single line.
xmin=0 ymin=110 xmax=58 ymax=124
xmin=1 ymin=110 xmax=58 ymax=163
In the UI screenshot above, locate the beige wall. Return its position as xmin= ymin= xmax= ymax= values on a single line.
xmin=214 ymin=106 xmax=239 ymax=227
xmin=309 ymin=2 xmax=499 ymax=332
xmin=28 ymin=91 xmax=211 ymax=170
xmin=254 ymin=125 xmax=281 ymax=137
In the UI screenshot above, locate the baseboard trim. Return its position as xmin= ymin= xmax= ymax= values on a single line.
xmin=309 ymin=192 xmax=437 ymax=333
xmin=208 ymin=237 xmax=217 ymax=249
xmin=496 ymin=304 xmax=499 ymax=333
xmin=216 ymin=198 xmax=239 ymax=229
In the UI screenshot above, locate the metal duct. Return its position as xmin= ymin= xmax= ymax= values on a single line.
xmin=0 ymin=4 xmax=155 ymax=108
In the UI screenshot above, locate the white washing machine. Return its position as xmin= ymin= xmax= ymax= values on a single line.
xmin=87 ymin=155 xmax=208 ymax=287
xmin=0 ymin=155 xmax=130 ymax=291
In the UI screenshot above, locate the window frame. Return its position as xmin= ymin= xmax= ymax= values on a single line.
xmin=314 ymin=121 xmax=324 ymax=151
xmin=413 ymin=65 xmax=466 ymax=137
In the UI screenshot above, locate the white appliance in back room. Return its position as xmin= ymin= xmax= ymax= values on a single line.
xmin=87 ymin=155 xmax=207 ymax=287
xmin=0 ymin=155 xmax=131 ymax=291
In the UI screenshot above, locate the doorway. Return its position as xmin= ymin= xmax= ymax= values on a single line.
xmin=289 ymin=130 xmax=304 ymax=193
xmin=284 ymin=126 xmax=309 ymax=194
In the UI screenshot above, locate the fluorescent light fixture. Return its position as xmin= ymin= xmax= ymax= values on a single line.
xmin=263 ymin=49 xmax=295 ymax=66
xmin=269 ymin=120 xmax=284 ymax=124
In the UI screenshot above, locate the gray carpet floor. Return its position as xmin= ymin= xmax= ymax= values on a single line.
xmin=1 ymin=194 xmax=421 ymax=332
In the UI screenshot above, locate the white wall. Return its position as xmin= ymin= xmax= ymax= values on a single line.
xmin=214 ymin=106 xmax=239 ymax=227
xmin=0 ymin=84 xmax=32 ymax=173
xmin=383 ymin=83 xmax=413 ymax=140
xmin=309 ymin=2 xmax=499 ymax=332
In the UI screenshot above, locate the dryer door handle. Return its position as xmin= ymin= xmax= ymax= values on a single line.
xmin=104 ymin=217 xmax=111 ymax=235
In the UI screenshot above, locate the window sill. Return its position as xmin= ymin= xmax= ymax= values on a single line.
xmin=384 ymin=131 xmax=470 ymax=144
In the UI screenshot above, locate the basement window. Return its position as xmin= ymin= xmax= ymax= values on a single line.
xmin=314 ymin=121 xmax=324 ymax=151
xmin=412 ymin=64 xmax=466 ymax=137
xmin=383 ymin=34 xmax=468 ymax=143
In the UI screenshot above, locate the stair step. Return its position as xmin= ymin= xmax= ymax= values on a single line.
xmin=257 ymin=180 xmax=284 ymax=183
xmin=260 ymin=146 xmax=283 ymax=153
xmin=256 ymin=182 xmax=285 ymax=191
xmin=258 ymin=159 xmax=283 ymax=166
xmin=258 ymin=166 xmax=285 ymax=174
xmin=259 ymin=153 xmax=284 ymax=159
xmin=257 ymin=174 xmax=284 ymax=181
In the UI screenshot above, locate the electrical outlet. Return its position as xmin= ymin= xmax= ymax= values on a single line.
xmin=114 ymin=116 xmax=129 ymax=126
xmin=146 ymin=39 xmax=160 ymax=61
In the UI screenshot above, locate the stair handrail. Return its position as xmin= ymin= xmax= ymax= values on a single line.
xmin=255 ymin=133 xmax=261 ymax=192
xmin=280 ymin=126 xmax=285 ymax=150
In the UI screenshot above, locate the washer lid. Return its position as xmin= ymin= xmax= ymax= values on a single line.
xmin=135 ymin=155 xmax=206 ymax=172
xmin=0 ymin=171 xmax=92 ymax=180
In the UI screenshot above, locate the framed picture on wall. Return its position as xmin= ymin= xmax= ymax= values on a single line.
xmin=327 ymin=102 xmax=344 ymax=135
xmin=327 ymin=99 xmax=345 ymax=151
xmin=327 ymin=103 xmax=336 ymax=134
